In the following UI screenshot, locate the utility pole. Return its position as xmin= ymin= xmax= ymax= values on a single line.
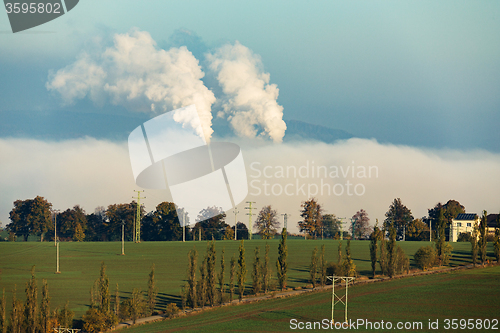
xmin=233 ymin=208 xmax=239 ymax=240
xmin=281 ymin=213 xmax=289 ymax=230
xmin=55 ymin=240 xmax=60 ymax=274
xmin=338 ymin=217 xmax=347 ymax=241
xmin=245 ymin=201 xmax=256 ymax=240
xmin=182 ymin=212 xmax=185 ymax=243
xmin=53 ymin=209 xmax=60 ymax=247
xmin=132 ymin=190 xmax=145 ymax=243
xmin=350 ymin=218 xmax=357 ymax=240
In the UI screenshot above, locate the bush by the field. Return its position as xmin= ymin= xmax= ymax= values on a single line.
xmin=457 ymin=232 xmax=472 ymax=242
xmin=414 ymin=246 xmax=436 ymax=271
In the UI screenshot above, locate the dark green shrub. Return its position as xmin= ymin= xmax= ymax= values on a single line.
xmin=414 ymin=246 xmax=436 ymax=271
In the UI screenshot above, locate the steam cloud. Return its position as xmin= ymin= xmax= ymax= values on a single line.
xmin=206 ymin=42 xmax=286 ymax=143
xmin=46 ymin=30 xmax=287 ymax=142
xmin=46 ymin=29 xmax=216 ymax=141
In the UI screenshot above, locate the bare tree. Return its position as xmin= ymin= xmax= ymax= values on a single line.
xmin=351 ymin=209 xmax=371 ymax=239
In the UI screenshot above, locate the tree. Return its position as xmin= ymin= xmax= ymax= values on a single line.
xmin=58 ymin=301 xmax=74 ymax=328
xmin=187 ymin=248 xmax=198 ymax=308
xmin=384 ymin=198 xmax=413 ymax=240
xmin=322 ymin=214 xmax=341 ymax=239
xmin=232 ymin=222 xmax=249 ymax=240
xmin=427 ymin=200 xmax=465 ymax=238
xmin=386 ymin=226 xmax=397 ymax=278
xmin=309 ymin=247 xmax=318 ymax=288
xmin=129 ymin=289 xmax=144 ymax=324
xmin=218 ymin=248 xmax=225 ymax=304
xmin=198 ymin=255 xmax=207 ymax=307
xmin=252 ymin=247 xmax=262 ymax=294
xmin=369 ymin=223 xmax=382 ymax=278
xmin=0 ymin=289 xmax=6 ymax=333
xmin=84 ymin=262 xmax=116 ymax=331
xmin=379 ymin=230 xmax=388 ymax=275
xmin=57 ymin=205 xmax=87 ymax=241
xmin=106 ymin=202 xmax=142 ymax=242
xmin=237 ymin=241 xmax=247 ymax=300
xmin=24 ymin=266 xmax=38 ymax=333
xmin=8 ymin=196 xmax=53 ymax=241
xmin=206 ymin=241 xmax=217 ymax=306
xmin=254 ymin=206 xmax=280 ymax=239
xmin=340 ymin=240 xmax=356 ymax=277
xmin=470 ymin=224 xmax=479 ymax=266
xmin=223 ymin=226 xmax=234 ymax=240
xmin=114 ymin=283 xmax=119 ymax=317
xmin=262 ymin=243 xmax=271 ymax=293
xmin=319 ymin=245 xmax=327 ymax=286
xmin=229 ymin=256 xmax=236 ymax=302
xmin=414 ymin=246 xmax=436 ymax=271
xmin=479 ymin=211 xmax=488 ymax=265
xmin=194 ymin=207 xmax=229 ymax=240
xmin=147 ymin=264 xmax=158 ymax=315
xmin=9 ymin=285 xmax=23 ymax=333
xmin=85 ymin=207 xmax=107 ymax=241
xmin=434 ymin=208 xmax=447 ymax=265
xmin=142 ymin=202 xmax=182 ymax=241
xmin=351 ymin=209 xmax=371 ymax=239
xmin=298 ymin=198 xmax=323 ymax=238
xmin=276 ymin=228 xmax=288 ymax=290
xmin=494 ymin=214 xmax=500 ymax=262
xmin=405 ymin=218 xmax=429 ymax=241
xmin=39 ymin=279 xmax=50 ymax=333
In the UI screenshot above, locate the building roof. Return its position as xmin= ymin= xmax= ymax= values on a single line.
xmin=454 ymin=213 xmax=477 ymax=221
xmin=487 ymin=214 xmax=499 ymax=228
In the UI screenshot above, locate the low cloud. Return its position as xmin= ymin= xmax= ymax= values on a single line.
xmin=1 ymin=137 xmax=499 ymax=232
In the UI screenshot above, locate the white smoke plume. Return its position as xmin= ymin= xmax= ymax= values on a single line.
xmin=206 ymin=41 xmax=287 ymax=143
xmin=46 ymin=29 xmax=216 ymax=141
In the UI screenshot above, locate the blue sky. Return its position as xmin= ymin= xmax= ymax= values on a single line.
xmin=1 ymin=1 xmax=499 ymax=231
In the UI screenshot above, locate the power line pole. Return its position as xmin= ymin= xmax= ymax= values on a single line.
xmin=233 ymin=208 xmax=239 ymax=240
xmin=53 ymin=209 xmax=60 ymax=247
xmin=281 ymin=213 xmax=289 ymax=230
xmin=121 ymin=220 xmax=125 ymax=255
xmin=182 ymin=212 xmax=188 ymax=242
xmin=245 ymin=201 xmax=256 ymax=240
xmin=338 ymin=217 xmax=347 ymax=241
xmin=55 ymin=240 xmax=60 ymax=274
xmin=132 ymin=190 xmax=145 ymax=243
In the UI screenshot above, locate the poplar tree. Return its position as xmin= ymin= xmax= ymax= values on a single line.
xmin=435 ymin=209 xmax=446 ymax=265
xmin=24 ymin=266 xmax=38 ymax=333
xmin=319 ymin=245 xmax=327 ymax=287
xmin=379 ymin=231 xmax=388 ymax=275
xmin=187 ymin=247 xmax=198 ymax=308
xmin=337 ymin=242 xmax=342 ymax=265
xmin=252 ymin=247 xmax=262 ymax=294
xmin=198 ymin=255 xmax=207 ymax=307
xmin=369 ymin=224 xmax=380 ymax=278
xmin=0 ymin=289 xmax=6 ymax=333
xmin=387 ymin=226 xmax=397 ymax=278
xmin=276 ymin=228 xmax=288 ymax=290
xmin=147 ymin=264 xmax=158 ymax=315
xmin=262 ymin=243 xmax=272 ymax=293
xmin=478 ymin=211 xmax=488 ymax=265
xmin=309 ymin=247 xmax=318 ymax=288
xmin=9 ymin=285 xmax=23 ymax=333
xmin=237 ymin=241 xmax=247 ymax=300
xmin=39 ymin=280 xmax=50 ymax=333
xmin=229 ymin=256 xmax=236 ymax=302
xmin=206 ymin=241 xmax=217 ymax=306
xmin=471 ymin=224 xmax=479 ymax=266
xmin=494 ymin=214 xmax=500 ymax=262
xmin=218 ymin=248 xmax=225 ymax=304
xmin=114 ymin=283 xmax=119 ymax=317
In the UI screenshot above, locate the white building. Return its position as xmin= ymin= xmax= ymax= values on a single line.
xmin=450 ymin=213 xmax=479 ymax=242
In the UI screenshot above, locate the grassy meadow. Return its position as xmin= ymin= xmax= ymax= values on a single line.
xmin=0 ymin=239 xmax=489 ymax=321
xmin=121 ymin=265 xmax=500 ymax=333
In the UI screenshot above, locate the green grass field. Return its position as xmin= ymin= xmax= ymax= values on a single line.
xmin=0 ymin=240 xmax=492 ymax=322
xmin=120 ymin=265 xmax=500 ymax=333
